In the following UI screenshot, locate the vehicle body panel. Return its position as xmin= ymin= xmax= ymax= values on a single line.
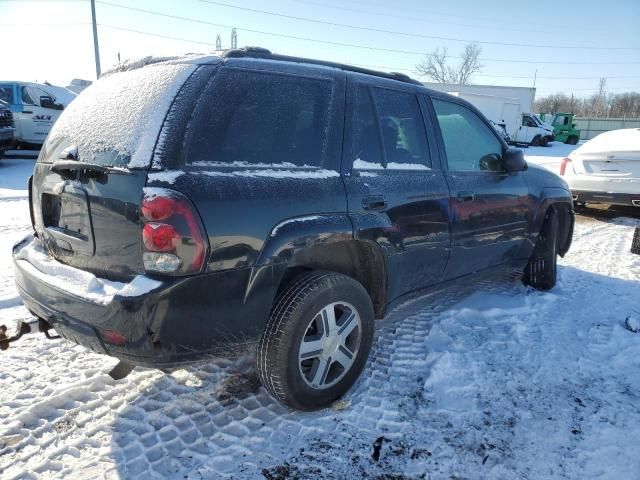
xmin=424 ymin=92 xmax=532 ymax=278
xmin=342 ymin=72 xmax=451 ymax=303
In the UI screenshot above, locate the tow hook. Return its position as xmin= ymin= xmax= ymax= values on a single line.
xmin=0 ymin=318 xmax=61 ymax=350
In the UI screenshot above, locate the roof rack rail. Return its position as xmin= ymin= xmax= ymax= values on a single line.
xmin=221 ymin=47 xmax=423 ymax=86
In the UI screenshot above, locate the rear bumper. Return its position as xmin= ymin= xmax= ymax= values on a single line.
xmin=568 ymin=175 xmax=640 ymax=197
xmin=13 ymin=235 xmax=274 ymax=367
xmin=572 ymin=190 xmax=640 ymax=207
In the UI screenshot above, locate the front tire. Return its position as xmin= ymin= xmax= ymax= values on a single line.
xmin=256 ymin=271 xmax=375 ymax=411
xmin=524 ymin=208 xmax=558 ymax=290
xmin=531 ymin=135 xmax=542 ymax=147
xmin=566 ymin=136 xmax=578 ymax=145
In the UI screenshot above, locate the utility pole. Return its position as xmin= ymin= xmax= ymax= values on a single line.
xmin=216 ymin=34 xmax=222 ymax=50
xmin=90 ymin=0 xmax=101 ymax=78
xmin=532 ymin=69 xmax=537 ymax=88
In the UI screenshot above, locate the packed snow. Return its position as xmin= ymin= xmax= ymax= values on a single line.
xmin=14 ymin=235 xmax=162 ymax=305
xmin=354 ymin=158 xmax=431 ymax=170
xmin=147 ymin=167 xmax=341 ymax=184
xmin=1 ymin=153 xmax=639 ymax=479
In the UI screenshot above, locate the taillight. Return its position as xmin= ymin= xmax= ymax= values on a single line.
xmin=560 ymin=157 xmax=572 ymax=176
xmin=140 ymin=188 xmax=209 ymax=275
xmin=143 ymin=223 xmax=179 ymax=252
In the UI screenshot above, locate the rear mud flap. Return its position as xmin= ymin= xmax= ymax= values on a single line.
xmin=108 ymin=361 xmax=135 ymax=380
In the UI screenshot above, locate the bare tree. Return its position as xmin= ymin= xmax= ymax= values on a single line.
xmin=535 ymin=89 xmax=640 ymax=118
xmin=416 ymin=43 xmax=483 ymax=84
xmin=457 ymin=43 xmax=483 ymax=84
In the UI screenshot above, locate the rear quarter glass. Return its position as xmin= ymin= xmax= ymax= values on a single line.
xmin=155 ymin=67 xmax=334 ymax=171
xmin=41 ymin=62 xmax=199 ymax=168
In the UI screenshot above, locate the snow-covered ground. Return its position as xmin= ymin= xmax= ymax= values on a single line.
xmin=1 ymin=153 xmax=639 ymax=479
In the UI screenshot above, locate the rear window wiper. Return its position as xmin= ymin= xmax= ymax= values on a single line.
xmin=51 ymin=160 xmax=131 ymax=177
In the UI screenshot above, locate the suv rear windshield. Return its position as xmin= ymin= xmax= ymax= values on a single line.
xmin=183 ymin=68 xmax=333 ymax=168
xmin=41 ymin=62 xmax=197 ymax=168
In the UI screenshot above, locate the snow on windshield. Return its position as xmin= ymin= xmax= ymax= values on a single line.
xmin=47 ymin=62 xmax=197 ymax=169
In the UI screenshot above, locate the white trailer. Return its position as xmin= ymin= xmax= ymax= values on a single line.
xmin=425 ymin=83 xmax=553 ymax=146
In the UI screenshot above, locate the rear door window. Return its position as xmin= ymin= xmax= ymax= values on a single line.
xmin=372 ymin=88 xmax=431 ymax=169
xmin=185 ymin=69 xmax=333 ymax=168
xmin=351 ymin=86 xmax=431 ymax=170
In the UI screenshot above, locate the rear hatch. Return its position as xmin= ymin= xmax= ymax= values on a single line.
xmin=574 ymin=151 xmax=640 ymax=178
xmin=31 ymin=61 xmax=197 ymax=281
xmin=572 ymin=129 xmax=640 ymax=178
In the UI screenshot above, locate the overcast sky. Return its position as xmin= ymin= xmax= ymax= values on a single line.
xmin=1 ymin=0 xmax=639 ymax=97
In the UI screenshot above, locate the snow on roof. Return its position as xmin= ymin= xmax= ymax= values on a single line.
xmin=102 ymin=54 xmax=221 ymax=76
xmin=47 ymin=61 xmax=198 ymax=169
xmin=575 ymin=128 xmax=640 ymax=155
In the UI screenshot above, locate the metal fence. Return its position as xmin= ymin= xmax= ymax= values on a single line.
xmin=574 ymin=117 xmax=640 ymax=140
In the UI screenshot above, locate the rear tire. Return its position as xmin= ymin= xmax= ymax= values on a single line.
xmin=566 ymin=136 xmax=578 ymax=145
xmin=524 ymin=208 xmax=558 ymax=291
xmin=256 ymin=271 xmax=375 ymax=411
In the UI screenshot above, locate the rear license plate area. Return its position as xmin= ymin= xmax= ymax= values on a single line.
xmin=42 ymin=184 xmax=95 ymax=255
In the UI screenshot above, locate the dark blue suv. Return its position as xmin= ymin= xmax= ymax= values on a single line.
xmin=11 ymin=49 xmax=574 ymax=410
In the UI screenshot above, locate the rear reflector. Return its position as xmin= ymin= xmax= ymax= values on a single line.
xmin=101 ymin=330 xmax=126 ymax=346
xmin=140 ymin=188 xmax=208 ymax=275
xmin=560 ymin=157 xmax=572 ymax=176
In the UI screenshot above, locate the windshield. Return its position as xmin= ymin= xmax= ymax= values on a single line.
xmin=0 ymin=85 xmax=14 ymax=104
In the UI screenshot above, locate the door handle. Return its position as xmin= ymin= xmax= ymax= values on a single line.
xmin=23 ymin=110 xmax=33 ymax=114
xmin=362 ymin=195 xmax=387 ymax=211
xmin=457 ymin=191 xmax=475 ymax=202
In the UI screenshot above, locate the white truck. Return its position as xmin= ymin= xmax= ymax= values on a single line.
xmin=424 ymin=83 xmax=553 ymax=146
xmin=0 ymin=81 xmax=76 ymax=146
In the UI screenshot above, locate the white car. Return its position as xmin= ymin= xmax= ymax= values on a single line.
xmin=559 ymin=128 xmax=640 ymax=207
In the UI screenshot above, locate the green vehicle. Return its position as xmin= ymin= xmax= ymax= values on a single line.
xmin=541 ymin=112 xmax=580 ymax=145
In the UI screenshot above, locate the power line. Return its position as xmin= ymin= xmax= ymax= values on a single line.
xmin=99 ymin=24 xmax=215 ymax=46
xmin=0 ymin=22 xmax=91 ymax=26
xmin=292 ymin=0 xmax=617 ymax=37
xmin=353 ymin=64 xmax=640 ymax=80
xmin=193 ymin=0 xmax=639 ymax=51
xmin=94 ymin=3 xmax=640 ymax=65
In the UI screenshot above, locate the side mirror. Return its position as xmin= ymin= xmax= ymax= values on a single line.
xmin=503 ymin=147 xmax=527 ymax=173
xmin=40 ymin=95 xmax=64 ymax=110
